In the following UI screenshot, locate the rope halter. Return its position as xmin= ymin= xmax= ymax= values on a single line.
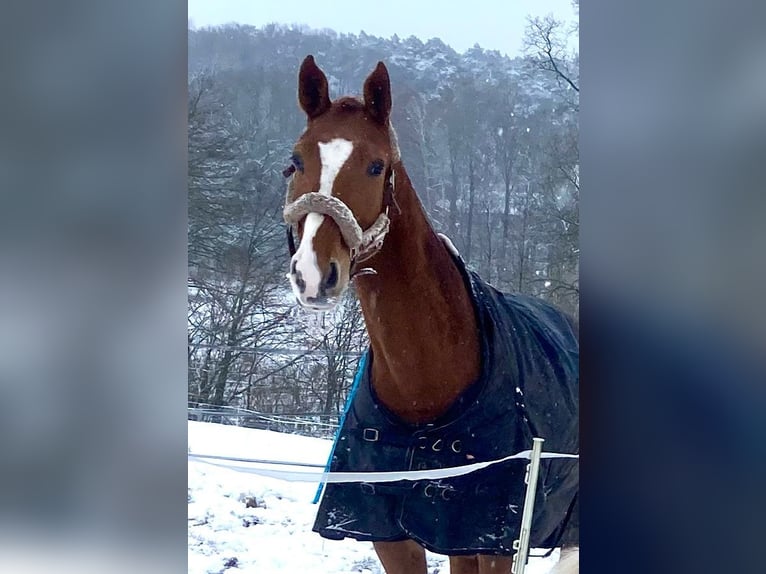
xmin=282 ymin=164 xmax=397 ymax=272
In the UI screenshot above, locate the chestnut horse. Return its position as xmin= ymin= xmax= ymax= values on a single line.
xmin=283 ymin=55 xmax=579 ymax=574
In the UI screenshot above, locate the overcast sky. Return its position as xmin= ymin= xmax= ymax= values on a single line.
xmin=188 ymin=0 xmax=577 ymax=58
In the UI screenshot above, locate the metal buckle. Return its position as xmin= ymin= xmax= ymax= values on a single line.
xmin=362 ymin=428 xmax=379 ymax=442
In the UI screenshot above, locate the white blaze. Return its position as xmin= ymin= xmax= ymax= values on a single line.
xmin=318 ymin=139 xmax=354 ymax=196
xmin=290 ymin=138 xmax=353 ymax=301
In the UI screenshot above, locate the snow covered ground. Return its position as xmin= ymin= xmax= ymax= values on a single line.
xmin=188 ymin=421 xmax=561 ymax=573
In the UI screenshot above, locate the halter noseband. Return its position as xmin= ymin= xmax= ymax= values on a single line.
xmin=282 ymin=164 xmax=398 ymax=276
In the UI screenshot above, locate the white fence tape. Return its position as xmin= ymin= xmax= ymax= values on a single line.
xmin=188 ymin=449 xmax=578 ymax=484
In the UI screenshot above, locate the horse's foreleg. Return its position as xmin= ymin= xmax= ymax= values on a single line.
xmin=449 ymin=555 xmax=479 ymax=574
xmin=373 ymin=539 xmax=427 ymax=574
xmin=449 ymin=554 xmax=513 ymax=574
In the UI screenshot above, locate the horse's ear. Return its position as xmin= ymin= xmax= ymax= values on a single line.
xmin=363 ymin=62 xmax=392 ymax=125
xmin=298 ymin=55 xmax=331 ymax=119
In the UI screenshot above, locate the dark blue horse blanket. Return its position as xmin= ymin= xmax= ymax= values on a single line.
xmin=312 ymin=254 xmax=579 ymax=555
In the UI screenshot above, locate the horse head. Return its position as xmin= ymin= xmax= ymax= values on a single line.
xmin=283 ymin=55 xmax=399 ymax=311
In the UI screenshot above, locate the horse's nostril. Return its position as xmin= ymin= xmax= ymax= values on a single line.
xmin=291 ymin=260 xmax=297 ymax=275
xmin=295 ymin=270 xmax=306 ymax=293
xmin=325 ymin=261 xmax=339 ymax=289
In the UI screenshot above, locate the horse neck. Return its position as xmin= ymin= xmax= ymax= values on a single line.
xmin=353 ymin=164 xmax=480 ymax=425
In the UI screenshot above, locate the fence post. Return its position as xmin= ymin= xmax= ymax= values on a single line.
xmin=512 ymin=437 xmax=544 ymax=574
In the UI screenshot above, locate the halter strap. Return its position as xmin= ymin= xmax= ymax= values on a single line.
xmin=284 ymin=192 xmax=366 ymax=249
xmin=282 ymin=166 xmax=397 ymax=272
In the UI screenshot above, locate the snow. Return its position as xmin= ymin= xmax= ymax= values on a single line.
xmin=188 ymin=421 xmax=562 ymax=573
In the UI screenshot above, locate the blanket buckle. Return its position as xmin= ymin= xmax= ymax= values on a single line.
xmin=362 ymin=427 xmax=380 ymax=442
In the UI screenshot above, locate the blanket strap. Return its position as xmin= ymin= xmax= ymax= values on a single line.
xmin=312 ymin=351 xmax=370 ymax=504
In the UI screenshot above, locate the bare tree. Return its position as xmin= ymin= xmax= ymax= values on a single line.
xmin=315 ymin=292 xmax=367 ymax=415
xmin=524 ymin=12 xmax=579 ymax=108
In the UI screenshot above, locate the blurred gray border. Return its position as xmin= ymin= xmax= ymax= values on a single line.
xmin=583 ymin=1 xmax=765 ymax=572
xmin=0 ymin=2 xmax=188 ymax=572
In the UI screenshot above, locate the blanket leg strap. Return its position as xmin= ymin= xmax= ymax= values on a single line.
xmin=512 ymin=437 xmax=544 ymax=574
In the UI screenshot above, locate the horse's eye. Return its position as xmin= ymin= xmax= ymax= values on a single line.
xmin=291 ymin=153 xmax=304 ymax=172
xmin=367 ymin=160 xmax=385 ymax=177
